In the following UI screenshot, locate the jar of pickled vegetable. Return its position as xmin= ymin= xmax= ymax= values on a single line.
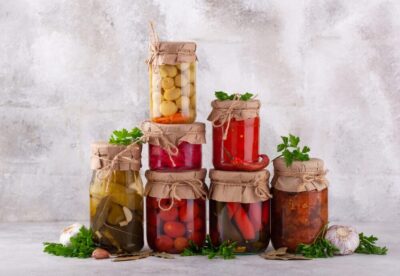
xmin=145 ymin=169 xmax=208 ymax=254
xmin=271 ymin=157 xmax=329 ymax=252
xmin=209 ymin=169 xmax=271 ymax=254
xmin=207 ymin=98 xmax=269 ymax=171
xmin=141 ymin=122 xmax=205 ymax=171
xmin=147 ymin=27 xmax=197 ymax=124
xmin=89 ymin=142 xmax=144 ymax=253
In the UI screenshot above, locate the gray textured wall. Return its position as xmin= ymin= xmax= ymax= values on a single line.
xmin=1 ymin=0 xmax=399 ymax=222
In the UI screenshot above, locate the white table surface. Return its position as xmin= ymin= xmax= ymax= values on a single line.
xmin=0 ymin=221 xmax=398 ymax=276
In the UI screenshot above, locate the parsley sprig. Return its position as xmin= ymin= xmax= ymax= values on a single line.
xmin=43 ymin=227 xmax=96 ymax=258
xmin=109 ymin=127 xmax=143 ymax=145
xmin=277 ymin=134 xmax=310 ymax=166
xmin=215 ymin=91 xmax=253 ymax=101
xmin=181 ymin=235 xmax=236 ymax=260
xmin=296 ymin=225 xmax=339 ymax=258
xmin=355 ymin=233 xmax=388 ymax=255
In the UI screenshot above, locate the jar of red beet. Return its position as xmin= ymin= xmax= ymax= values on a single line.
xmin=141 ymin=122 xmax=205 ymax=171
xmin=209 ymin=169 xmax=271 ymax=254
xmin=145 ymin=169 xmax=208 ymax=254
xmin=207 ymin=98 xmax=269 ymax=171
xmin=271 ymin=158 xmax=329 ymax=252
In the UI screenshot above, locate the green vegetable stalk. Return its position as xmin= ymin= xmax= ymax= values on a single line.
xmin=355 ymin=233 xmax=388 ymax=255
xmin=296 ymin=225 xmax=339 ymax=258
xmin=181 ymin=235 xmax=236 ymax=260
xmin=215 ymin=91 xmax=254 ymax=101
xmin=109 ymin=127 xmax=143 ymax=145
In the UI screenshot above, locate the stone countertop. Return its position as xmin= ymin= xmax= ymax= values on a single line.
xmin=0 ymin=221 xmax=398 ymax=276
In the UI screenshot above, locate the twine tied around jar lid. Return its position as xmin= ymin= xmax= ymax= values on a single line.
xmin=146 ymin=21 xmax=197 ymax=70
xmin=207 ymin=96 xmax=260 ymax=140
xmin=91 ymin=142 xmax=142 ymax=193
xmin=272 ymin=157 xmax=329 ymax=192
xmin=144 ymin=169 xmax=208 ymax=211
xmin=209 ymin=169 xmax=272 ymax=203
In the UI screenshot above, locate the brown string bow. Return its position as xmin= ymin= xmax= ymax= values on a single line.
xmin=275 ymin=170 xmax=329 ymax=192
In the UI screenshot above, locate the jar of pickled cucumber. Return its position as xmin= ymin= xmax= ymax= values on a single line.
xmin=148 ymin=41 xmax=197 ymax=124
xmin=145 ymin=169 xmax=208 ymax=254
xmin=89 ymin=142 xmax=144 ymax=253
xmin=141 ymin=121 xmax=205 ymax=171
xmin=271 ymin=158 xmax=329 ymax=252
xmin=209 ymin=170 xmax=271 ymax=254
xmin=207 ymin=99 xmax=269 ymax=171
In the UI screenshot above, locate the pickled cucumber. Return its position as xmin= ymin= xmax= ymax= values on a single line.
xmin=160 ymin=101 xmax=178 ymax=116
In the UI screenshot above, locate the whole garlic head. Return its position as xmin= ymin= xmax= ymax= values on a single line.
xmin=325 ymin=225 xmax=360 ymax=255
xmin=59 ymin=223 xmax=83 ymax=246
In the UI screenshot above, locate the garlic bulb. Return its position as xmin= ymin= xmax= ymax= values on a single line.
xmin=59 ymin=223 xmax=83 ymax=246
xmin=325 ymin=225 xmax=360 ymax=255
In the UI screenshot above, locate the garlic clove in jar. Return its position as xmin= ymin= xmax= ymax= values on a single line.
xmin=325 ymin=225 xmax=360 ymax=255
xmin=59 ymin=223 xmax=83 ymax=246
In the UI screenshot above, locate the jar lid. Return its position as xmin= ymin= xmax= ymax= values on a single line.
xmin=141 ymin=121 xmax=206 ymax=146
xmin=209 ymin=169 xmax=271 ymax=203
xmin=90 ymin=142 xmax=142 ymax=171
xmin=272 ymin=157 xmax=328 ymax=192
xmin=207 ymin=99 xmax=260 ymax=124
xmin=144 ymin=169 xmax=208 ymax=200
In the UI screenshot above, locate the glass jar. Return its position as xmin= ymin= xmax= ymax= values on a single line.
xmin=89 ymin=142 xmax=144 ymax=253
xmin=208 ymin=170 xmax=271 ymax=254
xmin=148 ymin=42 xmax=197 ymax=124
xmin=143 ymin=122 xmax=205 ymax=171
xmin=208 ymin=100 xmax=269 ymax=171
xmin=145 ymin=170 xmax=208 ymax=254
xmin=271 ymin=158 xmax=329 ymax=252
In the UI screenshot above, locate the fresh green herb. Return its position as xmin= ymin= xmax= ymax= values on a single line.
xmin=181 ymin=235 xmax=236 ymax=260
xmin=296 ymin=225 xmax=339 ymax=258
xmin=109 ymin=127 xmax=143 ymax=145
xmin=43 ymin=227 xmax=96 ymax=258
xmin=215 ymin=91 xmax=254 ymax=101
xmin=277 ymin=134 xmax=310 ymax=166
xmin=355 ymin=233 xmax=388 ymax=255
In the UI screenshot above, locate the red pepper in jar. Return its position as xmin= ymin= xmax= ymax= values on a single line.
xmin=233 ymin=205 xmax=255 ymax=240
xmin=248 ymin=202 xmax=262 ymax=232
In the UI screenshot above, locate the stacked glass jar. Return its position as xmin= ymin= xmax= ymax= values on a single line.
xmin=144 ymin=39 xmax=208 ymax=254
xmin=207 ymin=97 xmax=271 ymax=253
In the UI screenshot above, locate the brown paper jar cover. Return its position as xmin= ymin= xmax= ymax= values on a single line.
xmin=90 ymin=142 xmax=142 ymax=171
xmin=144 ymin=169 xmax=208 ymax=200
xmin=141 ymin=122 xmax=206 ymax=147
xmin=209 ymin=169 xmax=271 ymax=204
xmin=272 ymin=157 xmax=329 ymax=193
xmin=207 ymin=99 xmax=260 ymax=123
xmin=148 ymin=41 xmax=197 ymax=66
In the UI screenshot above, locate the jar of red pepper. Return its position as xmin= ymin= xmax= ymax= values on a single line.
xmin=209 ymin=169 xmax=271 ymax=254
xmin=141 ymin=122 xmax=205 ymax=171
xmin=145 ymin=169 xmax=208 ymax=254
xmin=207 ymin=98 xmax=269 ymax=171
xmin=271 ymin=158 xmax=329 ymax=252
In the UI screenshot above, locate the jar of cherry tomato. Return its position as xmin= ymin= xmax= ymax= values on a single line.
xmin=145 ymin=169 xmax=208 ymax=254
xmin=207 ymin=99 xmax=269 ymax=171
xmin=147 ymin=25 xmax=197 ymax=124
xmin=142 ymin=122 xmax=205 ymax=171
xmin=209 ymin=169 xmax=271 ymax=254
xmin=271 ymin=158 xmax=329 ymax=252
xmin=89 ymin=142 xmax=144 ymax=253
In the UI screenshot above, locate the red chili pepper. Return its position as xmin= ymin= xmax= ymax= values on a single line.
xmin=219 ymin=154 xmax=270 ymax=171
xmin=233 ymin=205 xmax=255 ymax=240
xmin=248 ymin=202 xmax=262 ymax=232
xmin=226 ymin=202 xmax=239 ymax=219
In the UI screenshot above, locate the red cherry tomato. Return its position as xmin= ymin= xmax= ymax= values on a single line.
xmin=174 ymin=237 xmax=189 ymax=252
xmin=155 ymin=235 xmax=174 ymax=252
xmin=163 ymin=221 xmax=186 ymax=238
xmin=159 ymin=207 xmax=178 ymax=222
xmin=186 ymin=217 xmax=204 ymax=233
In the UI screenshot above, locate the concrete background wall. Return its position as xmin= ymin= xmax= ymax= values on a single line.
xmin=0 ymin=0 xmax=399 ymax=222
